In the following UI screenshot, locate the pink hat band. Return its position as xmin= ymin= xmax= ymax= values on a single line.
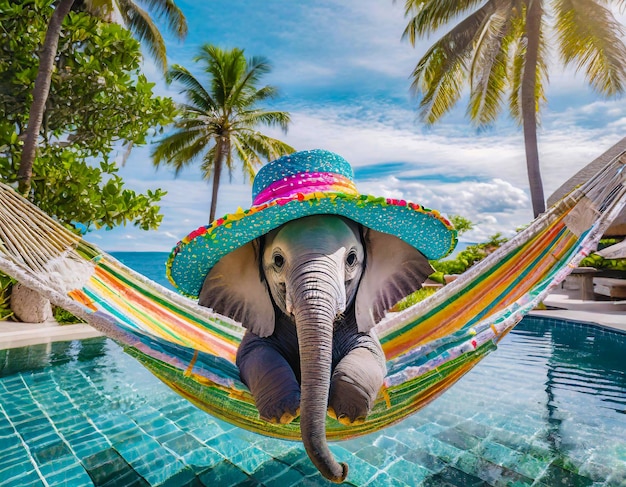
xmin=252 ymin=171 xmax=358 ymax=206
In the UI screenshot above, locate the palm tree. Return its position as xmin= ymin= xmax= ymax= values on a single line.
xmin=402 ymin=0 xmax=626 ymax=217
xmin=152 ymin=44 xmax=295 ymax=222
xmin=17 ymin=0 xmax=187 ymax=194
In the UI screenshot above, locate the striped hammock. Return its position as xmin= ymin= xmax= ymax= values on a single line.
xmin=0 ymin=152 xmax=624 ymax=442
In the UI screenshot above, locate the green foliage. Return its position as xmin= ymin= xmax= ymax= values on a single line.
xmin=448 ymin=214 xmax=474 ymax=236
xmin=580 ymin=254 xmax=626 ymax=271
xmin=0 ymin=273 xmax=15 ymax=321
xmin=53 ymin=306 xmax=85 ymax=324
xmin=432 ymin=233 xmax=508 ymax=278
xmin=580 ymin=239 xmax=626 ymax=271
xmin=393 ymin=287 xmax=438 ymax=312
xmin=0 ymin=0 xmax=176 ymax=232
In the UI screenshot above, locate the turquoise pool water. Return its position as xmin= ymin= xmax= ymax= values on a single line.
xmin=1 ymin=316 xmax=625 ymax=486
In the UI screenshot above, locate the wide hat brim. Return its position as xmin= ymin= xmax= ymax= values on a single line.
xmin=167 ymin=191 xmax=457 ymax=298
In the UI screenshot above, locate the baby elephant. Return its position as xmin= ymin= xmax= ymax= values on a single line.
xmin=199 ymin=215 xmax=433 ymax=482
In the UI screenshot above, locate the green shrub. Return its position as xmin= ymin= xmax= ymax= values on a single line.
xmin=0 ymin=272 xmax=15 ymax=321
xmin=53 ymin=306 xmax=85 ymax=324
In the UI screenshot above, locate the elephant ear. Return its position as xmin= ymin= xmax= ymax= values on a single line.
xmin=355 ymin=228 xmax=434 ymax=332
xmin=198 ymin=241 xmax=275 ymax=337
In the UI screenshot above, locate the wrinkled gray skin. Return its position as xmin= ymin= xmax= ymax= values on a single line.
xmin=199 ymin=215 xmax=433 ymax=483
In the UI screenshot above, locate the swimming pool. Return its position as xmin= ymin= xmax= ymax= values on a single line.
xmin=0 ymin=316 xmax=624 ymax=486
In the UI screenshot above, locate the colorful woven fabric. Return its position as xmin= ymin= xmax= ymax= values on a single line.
xmin=0 ymin=152 xmax=624 ymax=442
xmin=167 ymin=149 xmax=457 ymax=298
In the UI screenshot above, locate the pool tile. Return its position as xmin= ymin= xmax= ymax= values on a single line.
xmin=44 ymin=464 xmax=94 ymax=486
xmin=454 ymin=451 xmax=534 ymax=486
xmin=187 ymin=422 xmax=227 ymax=442
xmin=206 ymin=432 xmax=255 ymax=458
xmin=161 ymin=430 xmax=205 ymax=454
xmin=427 ymin=465 xmax=490 ymax=486
xmin=98 ymin=468 xmax=148 ymax=487
xmin=71 ymin=438 xmax=111 ymax=459
xmin=129 ymin=451 xmax=188 ymax=485
xmin=198 ymin=459 xmax=250 ymax=486
xmin=259 ymin=465 xmax=306 ymax=487
xmin=38 ymin=455 xmax=82 ymax=481
xmin=0 ymin=461 xmax=39 ymax=484
xmin=0 ymin=468 xmax=44 ymax=487
xmin=403 ymin=448 xmax=447 ymax=473
xmin=117 ymin=435 xmax=169 ymax=464
xmin=250 ymin=436 xmax=299 ymax=457
xmin=363 ymin=471 xmax=408 ymax=487
xmin=509 ymin=451 xmax=552 ymax=479
xmin=181 ymin=447 xmax=223 ymax=470
xmin=248 ymin=458 xmax=290 ymax=482
xmin=0 ymin=444 xmax=31 ymax=471
xmin=328 ymin=446 xmax=378 ymax=485
xmin=373 ymin=435 xmax=411 ymax=457
xmin=0 ymin=433 xmax=22 ymax=452
xmin=229 ymin=446 xmax=273 ymax=474
xmin=82 ymin=447 xmax=141 ymax=485
xmin=355 ymin=445 xmax=395 ymax=468
xmin=150 ymin=466 xmax=196 ymax=487
xmin=605 ymin=467 xmax=626 ymax=486
xmin=435 ymin=427 xmax=481 ymax=451
xmin=32 ymin=439 xmax=72 ymax=464
xmin=385 ymin=457 xmax=430 ymax=485
xmin=456 ymin=420 xmax=490 ymax=439
xmin=536 ymin=461 xmax=594 ymax=487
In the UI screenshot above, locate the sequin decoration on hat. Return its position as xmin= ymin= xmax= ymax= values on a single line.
xmin=167 ymin=149 xmax=457 ymax=298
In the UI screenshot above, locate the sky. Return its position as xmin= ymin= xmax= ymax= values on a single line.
xmin=88 ymin=0 xmax=626 ymax=253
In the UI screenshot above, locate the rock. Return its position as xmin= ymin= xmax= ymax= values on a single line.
xmin=10 ymin=283 xmax=55 ymax=323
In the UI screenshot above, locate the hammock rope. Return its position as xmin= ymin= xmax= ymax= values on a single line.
xmin=0 ymin=152 xmax=624 ymax=441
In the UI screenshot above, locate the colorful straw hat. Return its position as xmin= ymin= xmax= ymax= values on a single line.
xmin=167 ymin=149 xmax=457 ymax=298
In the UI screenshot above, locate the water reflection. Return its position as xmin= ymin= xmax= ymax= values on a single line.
xmin=0 ymin=337 xmax=109 ymax=378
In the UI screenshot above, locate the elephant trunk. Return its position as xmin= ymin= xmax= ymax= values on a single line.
xmin=293 ymin=270 xmax=348 ymax=483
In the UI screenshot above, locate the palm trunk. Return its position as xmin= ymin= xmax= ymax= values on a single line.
xmin=209 ymin=137 xmax=225 ymax=222
xmin=18 ymin=0 xmax=75 ymax=195
xmin=521 ymin=0 xmax=546 ymax=218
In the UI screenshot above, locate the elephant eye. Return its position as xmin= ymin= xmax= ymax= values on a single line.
xmin=346 ymin=250 xmax=358 ymax=267
xmin=273 ymin=253 xmax=285 ymax=269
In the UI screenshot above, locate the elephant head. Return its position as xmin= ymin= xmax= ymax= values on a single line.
xmin=199 ymin=214 xmax=433 ymax=482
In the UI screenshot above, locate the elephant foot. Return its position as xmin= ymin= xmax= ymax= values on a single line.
xmin=328 ymin=377 xmax=372 ymax=426
xmin=258 ymin=392 xmax=301 ymax=425
xmin=327 ymin=406 xmax=365 ymax=425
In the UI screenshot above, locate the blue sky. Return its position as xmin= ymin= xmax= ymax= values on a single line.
xmin=88 ymin=1 xmax=626 ymax=252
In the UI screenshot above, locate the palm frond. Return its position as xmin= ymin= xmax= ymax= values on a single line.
xmin=117 ymin=0 xmax=167 ymax=70
xmin=555 ymin=0 xmax=626 ymax=95
xmin=229 ymin=56 xmax=272 ymax=105
xmin=200 ymin=146 xmax=218 ymax=181
xmin=151 ymin=129 xmax=210 ymax=173
xmin=411 ymin=5 xmax=492 ymax=123
xmin=235 ymin=109 xmax=292 ymax=133
xmin=232 ymin=134 xmax=294 ymax=183
xmin=402 ymin=0 xmax=486 ymax=43
xmin=468 ymin=3 xmax=519 ymax=126
xmin=167 ymin=65 xmax=217 ymax=111
xmin=139 ymin=0 xmax=187 ymax=38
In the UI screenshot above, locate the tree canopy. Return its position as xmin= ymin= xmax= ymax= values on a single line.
xmin=0 ymin=0 xmax=176 ymax=232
